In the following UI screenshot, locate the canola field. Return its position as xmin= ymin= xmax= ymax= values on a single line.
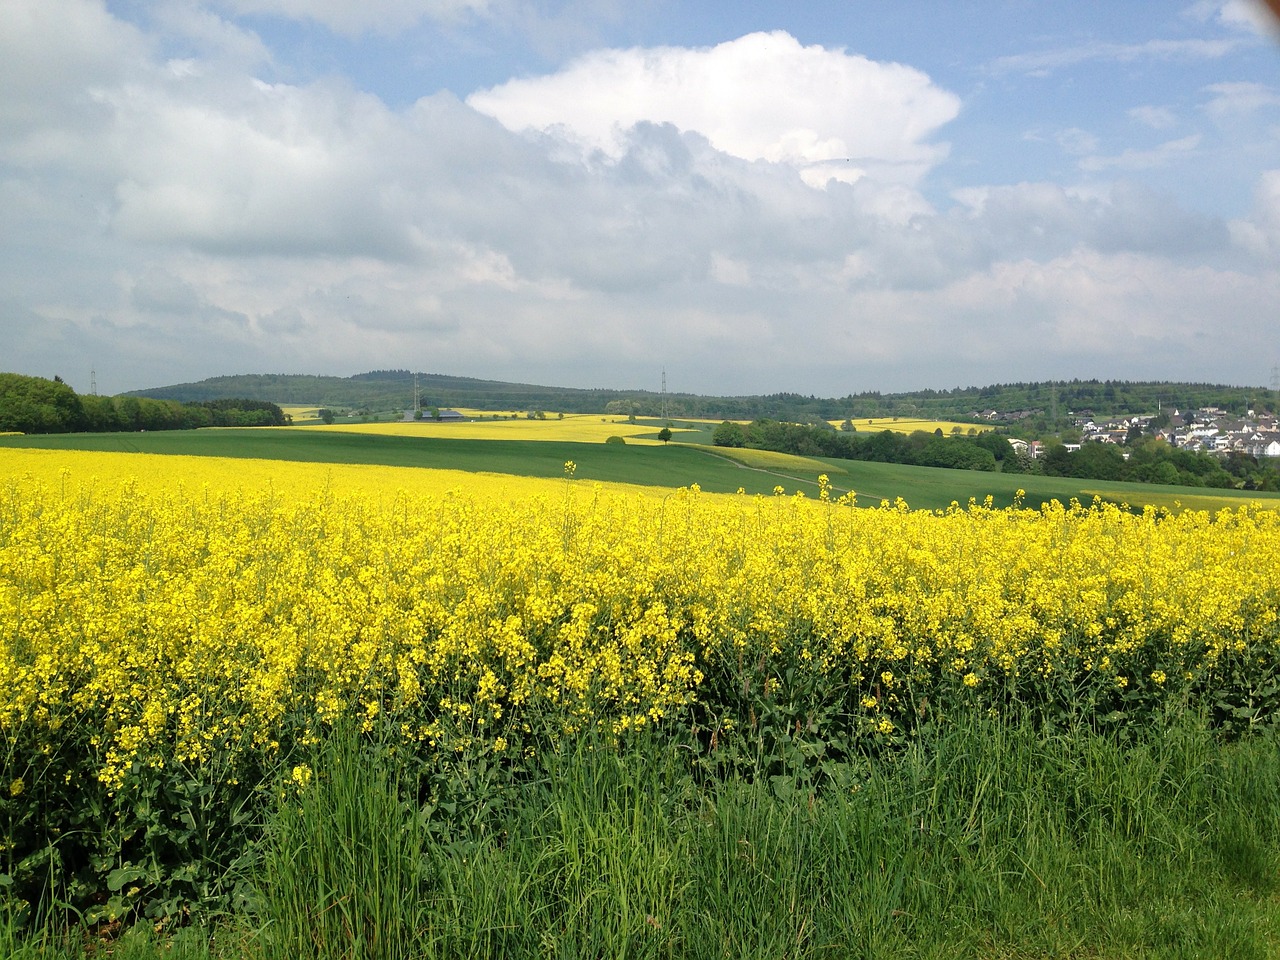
xmin=307 ymin=413 xmax=688 ymax=444
xmin=3 ymin=448 xmax=1280 ymax=918
xmin=5 ymin=448 xmax=1279 ymax=777
xmin=834 ymin=417 xmax=993 ymax=435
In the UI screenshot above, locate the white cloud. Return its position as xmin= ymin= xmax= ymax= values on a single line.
xmin=1230 ymin=168 xmax=1280 ymax=256
xmin=0 ymin=0 xmax=145 ymax=146
xmin=952 ymin=180 xmax=1228 ymax=264
xmin=1128 ymin=105 xmax=1178 ymax=129
xmin=1203 ymin=80 xmax=1280 ymax=119
xmin=1055 ymin=127 xmax=1100 ymax=155
xmin=466 ymin=31 xmax=961 ymax=188
xmin=990 ymin=37 xmax=1243 ymax=76
xmin=828 ymin=247 xmax=1277 ymax=385
xmin=1189 ymin=0 xmax=1280 ymax=38
xmin=1079 ymin=134 xmax=1202 ymax=172
xmin=212 ymin=0 xmax=489 ymax=36
xmin=102 ymin=77 xmax=419 ymax=258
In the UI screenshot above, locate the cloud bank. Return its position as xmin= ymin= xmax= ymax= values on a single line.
xmin=1 ymin=0 xmax=1278 ymax=398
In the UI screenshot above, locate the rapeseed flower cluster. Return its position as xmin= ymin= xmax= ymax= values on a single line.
xmin=2 ymin=455 xmax=1278 ymax=801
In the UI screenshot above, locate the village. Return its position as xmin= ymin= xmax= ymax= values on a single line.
xmin=977 ymin=406 xmax=1280 ymax=461
xmin=1074 ymin=407 xmax=1280 ymax=459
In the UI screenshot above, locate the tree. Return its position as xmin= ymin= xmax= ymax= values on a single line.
xmin=0 ymin=372 xmax=87 ymax=433
xmin=1070 ymin=441 xmax=1125 ymax=481
xmin=973 ymin=431 xmax=1014 ymax=462
xmin=1003 ymin=451 xmax=1034 ymax=475
xmin=1039 ymin=444 xmax=1073 ymax=477
xmin=318 ymin=409 xmax=336 ymax=424
xmin=712 ymin=421 xmax=745 ymax=447
xmin=657 ymin=427 xmax=672 ymax=444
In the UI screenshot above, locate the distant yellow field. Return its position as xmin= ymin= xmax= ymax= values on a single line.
xmin=1078 ymin=488 xmax=1280 ymax=514
xmin=833 ymin=418 xmax=992 ymax=435
xmin=308 ymin=414 xmax=694 ymax=445
xmin=0 ymin=447 xmax=681 ymax=503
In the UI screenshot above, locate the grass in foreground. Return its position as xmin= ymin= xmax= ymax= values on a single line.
xmin=7 ymin=716 xmax=1279 ymax=959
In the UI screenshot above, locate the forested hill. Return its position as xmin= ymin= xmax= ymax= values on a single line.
xmin=128 ymin=371 xmax=640 ymax=415
xmin=0 ymin=372 xmax=287 ymax=434
xmin=128 ymin=371 xmax=1274 ymax=425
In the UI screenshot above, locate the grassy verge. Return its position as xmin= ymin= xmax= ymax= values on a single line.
xmin=7 ymin=715 xmax=1278 ymax=959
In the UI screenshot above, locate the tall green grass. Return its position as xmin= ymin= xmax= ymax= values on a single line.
xmin=7 ymin=715 xmax=1279 ymax=958
xmin=251 ymin=733 xmax=438 ymax=960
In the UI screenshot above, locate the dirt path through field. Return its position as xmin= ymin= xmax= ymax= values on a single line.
xmin=694 ymin=448 xmax=886 ymax=501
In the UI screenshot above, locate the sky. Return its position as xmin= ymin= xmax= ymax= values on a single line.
xmin=3 ymin=1 xmax=1280 ymax=398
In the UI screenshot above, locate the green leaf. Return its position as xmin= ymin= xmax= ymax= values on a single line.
xmin=106 ymin=863 xmax=147 ymax=892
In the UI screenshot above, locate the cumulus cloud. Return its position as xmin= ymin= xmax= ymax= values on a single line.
xmin=0 ymin=0 xmax=145 ymax=150
xmin=105 ymin=77 xmax=422 ymax=258
xmin=952 ymin=180 xmax=1229 ymax=261
xmin=466 ymin=31 xmax=961 ymax=188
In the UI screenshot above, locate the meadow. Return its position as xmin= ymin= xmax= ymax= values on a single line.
xmin=2 ymin=439 xmax=1280 ymax=958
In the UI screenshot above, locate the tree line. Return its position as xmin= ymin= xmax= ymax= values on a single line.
xmin=1039 ymin=438 xmax=1279 ymax=491
xmin=712 ymin=419 xmax=1014 ymax=473
xmin=712 ymin=418 xmax=1280 ymax=491
xmin=0 ymin=373 xmax=288 ymax=434
xmin=127 ymin=370 xmax=1275 ymax=427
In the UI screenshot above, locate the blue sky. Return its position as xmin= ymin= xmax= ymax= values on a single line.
xmin=3 ymin=1 xmax=1279 ymax=397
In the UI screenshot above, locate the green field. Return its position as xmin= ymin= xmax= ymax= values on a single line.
xmin=3 ymin=428 xmax=1278 ymax=512
xmin=0 ymin=429 xmax=790 ymax=496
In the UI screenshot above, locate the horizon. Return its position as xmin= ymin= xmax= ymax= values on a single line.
xmin=108 ymin=367 xmax=1280 ymax=401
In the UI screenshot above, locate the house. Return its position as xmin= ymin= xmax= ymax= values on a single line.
xmin=1243 ymin=432 xmax=1280 ymax=458
xmin=403 ymin=408 xmax=467 ymax=422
